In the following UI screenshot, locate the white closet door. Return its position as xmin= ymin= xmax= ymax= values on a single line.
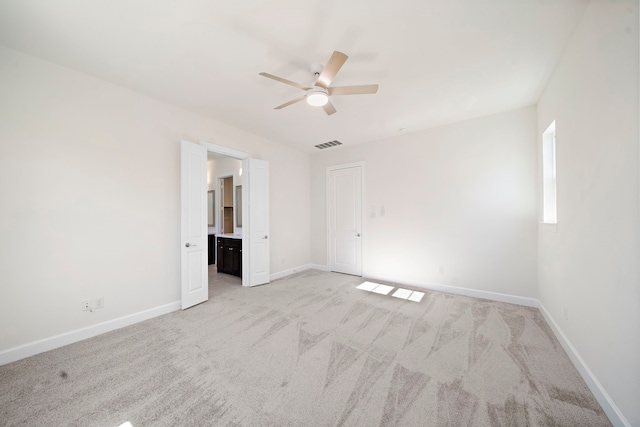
xmin=328 ymin=164 xmax=362 ymax=276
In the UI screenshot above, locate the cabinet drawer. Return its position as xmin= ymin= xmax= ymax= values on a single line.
xmin=230 ymin=238 xmax=242 ymax=249
xmin=220 ymin=237 xmax=241 ymax=249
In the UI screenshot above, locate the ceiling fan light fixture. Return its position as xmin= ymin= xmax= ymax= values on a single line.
xmin=306 ymin=88 xmax=329 ymax=106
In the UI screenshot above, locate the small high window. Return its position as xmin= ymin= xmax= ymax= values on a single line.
xmin=542 ymin=121 xmax=557 ymax=223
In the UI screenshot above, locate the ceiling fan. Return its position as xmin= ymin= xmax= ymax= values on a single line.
xmin=259 ymin=51 xmax=379 ymax=115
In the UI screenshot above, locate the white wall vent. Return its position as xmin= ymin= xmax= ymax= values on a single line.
xmin=314 ymin=140 xmax=342 ymax=150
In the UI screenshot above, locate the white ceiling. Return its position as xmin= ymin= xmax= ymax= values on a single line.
xmin=0 ymin=0 xmax=589 ymax=153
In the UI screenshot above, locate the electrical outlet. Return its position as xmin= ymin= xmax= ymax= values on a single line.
xmin=563 ymin=306 xmax=569 ymax=320
xmin=82 ymin=297 xmax=104 ymax=312
xmin=439 ymin=266 xmax=445 ymax=275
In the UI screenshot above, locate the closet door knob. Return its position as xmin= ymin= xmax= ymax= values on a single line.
xmin=185 ymin=243 xmax=196 ymax=248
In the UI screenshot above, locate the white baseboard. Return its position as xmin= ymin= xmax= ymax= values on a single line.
xmin=363 ymin=274 xmax=539 ymax=308
xmin=270 ymin=266 xmax=302 ymax=281
xmin=0 ymin=301 xmax=181 ymax=366
xmin=537 ymin=303 xmax=630 ymax=427
xmin=308 ymin=264 xmax=329 ymax=272
xmin=270 ymin=264 xmax=322 ymax=281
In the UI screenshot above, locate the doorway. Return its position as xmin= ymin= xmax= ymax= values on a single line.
xmin=200 ymin=140 xmax=271 ymax=288
xmin=180 ymin=140 xmax=271 ymax=309
xmin=206 ymin=148 xmax=245 ymax=289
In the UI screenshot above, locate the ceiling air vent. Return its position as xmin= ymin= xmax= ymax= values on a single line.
xmin=314 ymin=140 xmax=342 ymax=150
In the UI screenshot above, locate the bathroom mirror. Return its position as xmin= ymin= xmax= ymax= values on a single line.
xmin=235 ymin=185 xmax=242 ymax=227
xmin=207 ymin=190 xmax=215 ymax=227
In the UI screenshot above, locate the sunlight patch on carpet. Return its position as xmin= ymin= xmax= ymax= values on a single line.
xmin=392 ymin=288 xmax=424 ymax=302
xmin=391 ymin=288 xmax=412 ymax=299
xmin=356 ymin=282 xmax=379 ymax=292
xmin=357 ymin=282 xmax=423 ymax=302
xmin=407 ymin=291 xmax=425 ymax=302
xmin=371 ymin=284 xmax=394 ymax=295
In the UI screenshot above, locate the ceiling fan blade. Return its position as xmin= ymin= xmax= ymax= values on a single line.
xmin=322 ymin=100 xmax=337 ymax=115
xmin=259 ymin=72 xmax=310 ymax=91
xmin=315 ymin=51 xmax=348 ymax=89
xmin=274 ymin=96 xmax=306 ymax=110
xmin=329 ymin=84 xmax=379 ymax=96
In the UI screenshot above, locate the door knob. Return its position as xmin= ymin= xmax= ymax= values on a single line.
xmin=264 ymin=235 xmax=268 ymax=239
xmin=185 ymin=243 xmax=196 ymax=248
xmin=356 ymin=233 xmax=361 ymax=237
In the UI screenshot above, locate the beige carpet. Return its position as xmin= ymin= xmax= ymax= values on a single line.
xmin=0 ymin=269 xmax=610 ymax=426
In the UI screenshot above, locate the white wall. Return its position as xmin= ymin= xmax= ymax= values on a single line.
xmin=537 ymin=1 xmax=639 ymax=425
xmin=0 ymin=45 xmax=311 ymax=353
xmin=311 ymin=106 xmax=538 ymax=298
xmin=208 ymin=157 xmax=242 ymax=234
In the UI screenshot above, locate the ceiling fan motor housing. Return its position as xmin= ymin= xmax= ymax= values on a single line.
xmin=310 ymin=62 xmax=324 ymax=76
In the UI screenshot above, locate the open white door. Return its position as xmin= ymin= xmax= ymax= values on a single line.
xmin=328 ymin=163 xmax=363 ymax=276
xmin=180 ymin=140 xmax=208 ymax=308
xmin=242 ymin=158 xmax=270 ymax=286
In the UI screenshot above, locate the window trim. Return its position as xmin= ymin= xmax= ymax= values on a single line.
xmin=542 ymin=121 xmax=557 ymax=224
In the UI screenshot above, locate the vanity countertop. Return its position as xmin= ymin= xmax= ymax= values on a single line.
xmin=217 ymin=233 xmax=242 ymax=240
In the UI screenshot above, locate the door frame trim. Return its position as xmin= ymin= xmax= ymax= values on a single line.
xmin=326 ymin=161 xmax=365 ymax=277
xmin=199 ymin=141 xmax=252 ymax=160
